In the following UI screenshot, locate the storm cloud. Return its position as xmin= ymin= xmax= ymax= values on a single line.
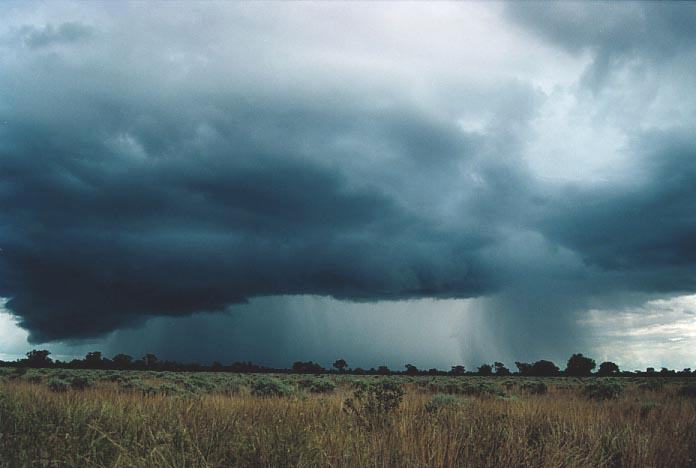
xmin=1 ymin=2 xmax=696 ymax=367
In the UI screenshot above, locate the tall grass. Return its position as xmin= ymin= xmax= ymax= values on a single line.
xmin=1 ymin=376 xmax=695 ymax=467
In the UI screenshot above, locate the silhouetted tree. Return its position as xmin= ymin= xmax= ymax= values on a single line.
xmin=377 ymin=365 xmax=391 ymax=375
xmin=532 ymin=360 xmax=560 ymax=376
xmin=333 ymin=359 xmax=348 ymax=372
xmin=517 ymin=360 xmax=560 ymax=376
xmin=515 ymin=361 xmax=532 ymax=375
xmin=112 ymin=354 xmax=133 ymax=369
xmin=25 ymin=350 xmax=52 ymax=368
xmin=211 ymin=361 xmax=223 ymax=371
xmin=143 ymin=353 xmax=158 ymax=369
xmin=478 ymin=364 xmax=493 ymax=376
xmin=449 ymin=365 xmax=466 ymax=376
xmin=404 ymin=364 xmax=419 ymax=376
xmin=494 ymin=362 xmax=510 ymax=376
xmin=565 ymin=353 xmax=596 ymax=376
xmin=597 ymin=361 xmax=620 ymax=376
xmin=292 ymin=361 xmax=324 ymax=373
xmin=84 ymin=351 xmax=103 ymax=368
xmin=229 ymin=361 xmax=271 ymax=373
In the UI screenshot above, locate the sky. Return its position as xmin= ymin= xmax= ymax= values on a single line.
xmin=2 ymin=1 xmax=696 ymax=371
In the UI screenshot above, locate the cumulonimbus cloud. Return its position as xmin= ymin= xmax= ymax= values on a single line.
xmin=1 ymin=2 xmax=696 ymax=347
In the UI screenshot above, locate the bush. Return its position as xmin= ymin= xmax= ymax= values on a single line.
xmin=639 ymin=380 xmax=664 ymax=391
xmin=426 ymin=380 xmax=505 ymax=397
xmin=639 ymin=401 xmax=658 ymax=419
xmin=520 ymin=381 xmax=548 ymax=395
xmin=425 ymin=394 xmax=462 ymax=413
xmin=251 ymin=378 xmax=294 ymax=397
xmin=70 ymin=376 xmax=92 ymax=390
xmin=583 ymin=381 xmax=623 ymax=400
xmin=158 ymin=383 xmax=181 ymax=395
xmin=9 ymin=367 xmax=27 ymax=380
xmin=221 ymin=381 xmax=243 ymax=395
xmin=299 ymin=378 xmax=336 ymax=394
xmin=47 ymin=378 xmax=69 ymax=393
xmin=343 ymin=382 xmax=404 ymax=428
xmin=26 ymin=374 xmax=43 ymax=384
xmin=678 ymin=383 xmax=696 ymax=397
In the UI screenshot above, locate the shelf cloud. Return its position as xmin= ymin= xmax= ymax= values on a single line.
xmin=1 ymin=2 xmax=696 ymax=367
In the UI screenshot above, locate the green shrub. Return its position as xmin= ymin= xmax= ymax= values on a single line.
xmin=70 ymin=376 xmax=92 ymax=390
xmin=251 ymin=378 xmax=294 ymax=397
xmin=299 ymin=378 xmax=336 ymax=394
xmin=678 ymin=383 xmax=696 ymax=397
xmin=425 ymin=394 xmax=461 ymax=413
xmin=583 ymin=381 xmax=623 ymax=400
xmin=119 ymin=379 xmax=156 ymax=395
xmin=520 ymin=381 xmax=547 ymax=394
xmin=47 ymin=378 xmax=69 ymax=393
xmin=639 ymin=401 xmax=658 ymax=419
xmin=10 ymin=367 xmax=27 ymax=380
xmin=343 ymin=382 xmax=404 ymax=428
xmin=26 ymin=374 xmax=43 ymax=384
xmin=221 ymin=381 xmax=243 ymax=395
xmin=157 ymin=383 xmax=181 ymax=395
xmin=426 ymin=380 xmax=504 ymax=397
xmin=639 ymin=380 xmax=664 ymax=391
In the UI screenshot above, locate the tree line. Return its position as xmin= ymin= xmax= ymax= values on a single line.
xmin=0 ymin=350 xmax=693 ymax=377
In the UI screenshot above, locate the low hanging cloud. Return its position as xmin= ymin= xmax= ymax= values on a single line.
xmin=1 ymin=2 xmax=696 ymax=358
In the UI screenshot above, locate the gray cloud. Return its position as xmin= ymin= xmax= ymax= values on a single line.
xmin=19 ymin=22 xmax=93 ymax=49
xmin=506 ymin=2 xmax=696 ymax=90
xmin=1 ymin=3 xmax=696 ymax=367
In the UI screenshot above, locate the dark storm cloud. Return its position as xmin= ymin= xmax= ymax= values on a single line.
xmin=0 ymin=58 xmax=498 ymax=341
xmin=19 ymin=22 xmax=93 ymax=49
xmin=542 ymin=130 xmax=696 ymax=283
xmin=506 ymin=2 xmax=696 ymax=89
xmin=3 ymin=1 xmax=696 ymax=363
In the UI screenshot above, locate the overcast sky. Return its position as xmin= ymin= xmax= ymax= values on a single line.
xmin=2 ymin=2 xmax=696 ymax=370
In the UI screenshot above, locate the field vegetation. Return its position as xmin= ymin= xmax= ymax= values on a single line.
xmin=1 ymin=367 xmax=696 ymax=467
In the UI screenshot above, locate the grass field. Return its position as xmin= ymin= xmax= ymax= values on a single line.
xmin=1 ymin=368 xmax=696 ymax=467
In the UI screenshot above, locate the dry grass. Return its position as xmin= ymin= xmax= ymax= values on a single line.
xmin=1 ymin=375 xmax=696 ymax=467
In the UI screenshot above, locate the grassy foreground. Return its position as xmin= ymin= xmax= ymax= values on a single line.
xmin=1 ymin=369 xmax=696 ymax=467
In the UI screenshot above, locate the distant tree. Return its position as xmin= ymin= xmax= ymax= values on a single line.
xmin=515 ymin=361 xmax=532 ymax=375
xmin=25 ymin=350 xmax=52 ymax=368
xmin=477 ymin=364 xmax=493 ymax=376
xmin=532 ymin=360 xmax=560 ymax=376
xmin=517 ymin=360 xmax=560 ymax=376
xmin=333 ymin=359 xmax=348 ymax=372
xmin=494 ymin=362 xmax=510 ymax=376
xmin=565 ymin=353 xmax=596 ymax=376
xmin=112 ymin=354 xmax=133 ymax=369
xmin=143 ymin=353 xmax=158 ymax=369
xmin=292 ymin=361 xmax=325 ymax=374
xmin=427 ymin=368 xmax=439 ymax=375
xmin=450 ymin=365 xmax=466 ymax=376
xmin=646 ymin=367 xmax=655 ymax=374
xmin=353 ymin=367 xmax=365 ymax=375
xmin=229 ymin=361 xmax=270 ymax=373
xmin=404 ymin=364 xmax=420 ymax=376
xmin=377 ymin=365 xmax=391 ymax=375
xmin=211 ymin=361 xmax=223 ymax=371
xmin=597 ymin=361 xmax=620 ymax=376
xmin=84 ymin=351 xmax=103 ymax=368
